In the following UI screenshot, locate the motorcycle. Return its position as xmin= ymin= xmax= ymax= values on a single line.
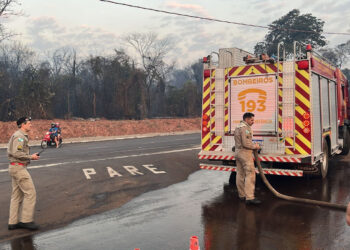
xmin=41 ymin=131 xmax=63 ymax=149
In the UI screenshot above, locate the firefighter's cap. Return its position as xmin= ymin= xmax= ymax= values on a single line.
xmin=17 ymin=116 xmax=31 ymax=127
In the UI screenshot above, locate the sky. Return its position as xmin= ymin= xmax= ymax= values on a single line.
xmin=3 ymin=0 xmax=350 ymax=68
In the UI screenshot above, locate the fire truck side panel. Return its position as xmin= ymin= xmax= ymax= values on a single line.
xmin=330 ymin=80 xmax=338 ymax=152
xmin=320 ymin=77 xmax=330 ymax=129
xmin=319 ymin=76 xmax=340 ymax=153
xmin=310 ymin=71 xmax=341 ymax=159
xmin=311 ymin=73 xmax=323 ymax=158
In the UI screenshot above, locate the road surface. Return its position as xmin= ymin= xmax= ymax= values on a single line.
xmin=0 ymin=133 xmax=201 ymax=243
xmin=1 ymin=133 xmax=350 ymax=249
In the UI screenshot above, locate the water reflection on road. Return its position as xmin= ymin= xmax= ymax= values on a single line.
xmin=202 ymin=159 xmax=350 ymax=250
xmin=9 ymin=236 xmax=36 ymax=250
xmin=2 ymin=158 xmax=350 ymax=250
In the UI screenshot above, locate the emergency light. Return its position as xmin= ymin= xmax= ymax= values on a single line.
xmin=202 ymin=55 xmax=210 ymax=63
xmin=203 ymin=69 xmax=211 ymax=78
xmin=303 ymin=113 xmax=310 ymax=120
xmin=297 ymin=60 xmax=309 ymax=70
xmin=303 ymin=120 xmax=310 ymax=127
xmin=303 ymin=127 xmax=310 ymax=134
xmin=202 ymin=114 xmax=209 ymax=133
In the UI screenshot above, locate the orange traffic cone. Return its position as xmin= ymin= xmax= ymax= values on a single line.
xmin=189 ymin=236 xmax=200 ymax=250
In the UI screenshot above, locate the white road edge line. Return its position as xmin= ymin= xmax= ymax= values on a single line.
xmin=0 ymin=146 xmax=201 ymax=173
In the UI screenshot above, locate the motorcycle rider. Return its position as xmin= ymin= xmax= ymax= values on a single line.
xmin=49 ymin=123 xmax=59 ymax=148
xmin=55 ymin=123 xmax=62 ymax=142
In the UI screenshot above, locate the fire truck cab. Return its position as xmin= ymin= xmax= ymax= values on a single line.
xmin=199 ymin=42 xmax=350 ymax=179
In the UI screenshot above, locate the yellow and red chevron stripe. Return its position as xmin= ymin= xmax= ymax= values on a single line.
xmin=227 ymin=64 xmax=278 ymax=77
xmin=224 ymin=68 xmax=229 ymax=133
xmin=277 ymin=64 xmax=283 ymax=134
xmin=201 ymin=70 xmax=211 ymax=150
xmin=285 ymin=66 xmax=311 ymax=155
xmin=201 ymin=69 xmax=222 ymax=151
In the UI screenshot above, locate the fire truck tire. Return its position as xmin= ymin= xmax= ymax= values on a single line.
xmin=317 ymin=142 xmax=329 ymax=179
xmin=340 ymin=127 xmax=350 ymax=155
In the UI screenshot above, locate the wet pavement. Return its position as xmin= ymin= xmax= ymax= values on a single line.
xmin=1 ymin=153 xmax=349 ymax=250
xmin=0 ymin=134 xmax=201 ymax=242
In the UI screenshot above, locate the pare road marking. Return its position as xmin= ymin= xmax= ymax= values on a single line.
xmin=83 ymin=164 xmax=166 ymax=180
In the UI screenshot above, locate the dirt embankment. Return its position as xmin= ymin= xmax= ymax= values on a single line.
xmin=0 ymin=118 xmax=200 ymax=143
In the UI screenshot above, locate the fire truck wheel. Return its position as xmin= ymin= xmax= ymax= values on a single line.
xmin=340 ymin=127 xmax=350 ymax=155
xmin=318 ymin=142 xmax=329 ymax=179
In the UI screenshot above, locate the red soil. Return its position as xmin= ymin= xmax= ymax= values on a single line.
xmin=0 ymin=118 xmax=200 ymax=143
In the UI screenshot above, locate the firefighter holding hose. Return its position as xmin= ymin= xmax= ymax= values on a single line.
xmin=234 ymin=112 xmax=261 ymax=205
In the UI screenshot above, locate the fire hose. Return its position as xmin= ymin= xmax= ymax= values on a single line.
xmin=253 ymin=150 xmax=347 ymax=211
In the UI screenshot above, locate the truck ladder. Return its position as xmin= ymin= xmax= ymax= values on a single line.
xmin=209 ymin=68 xmax=225 ymax=148
xmin=205 ymin=52 xmax=223 ymax=148
xmin=277 ymin=43 xmax=296 ymax=149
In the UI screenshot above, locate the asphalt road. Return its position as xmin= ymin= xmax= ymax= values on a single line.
xmin=0 ymin=133 xmax=201 ymax=243
xmin=1 ymin=133 xmax=350 ymax=249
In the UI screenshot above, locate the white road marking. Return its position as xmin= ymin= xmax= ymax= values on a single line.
xmin=107 ymin=166 xmax=122 ymax=177
xmin=142 ymin=164 xmax=166 ymax=174
xmin=0 ymin=146 xmax=200 ymax=173
xmin=85 ymin=164 xmax=167 ymax=180
xmin=123 ymin=166 xmax=144 ymax=175
xmin=83 ymin=168 xmax=96 ymax=179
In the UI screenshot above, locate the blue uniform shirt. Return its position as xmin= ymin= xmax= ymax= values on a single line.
xmin=49 ymin=127 xmax=58 ymax=136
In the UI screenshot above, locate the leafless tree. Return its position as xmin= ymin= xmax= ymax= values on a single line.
xmin=124 ymin=32 xmax=174 ymax=116
xmin=47 ymin=47 xmax=79 ymax=118
xmin=0 ymin=42 xmax=34 ymax=72
xmin=0 ymin=0 xmax=21 ymax=42
xmin=49 ymin=47 xmax=78 ymax=77
xmin=320 ymin=40 xmax=350 ymax=68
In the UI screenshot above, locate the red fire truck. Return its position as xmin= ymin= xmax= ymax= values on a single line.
xmin=198 ymin=42 xmax=350 ymax=179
